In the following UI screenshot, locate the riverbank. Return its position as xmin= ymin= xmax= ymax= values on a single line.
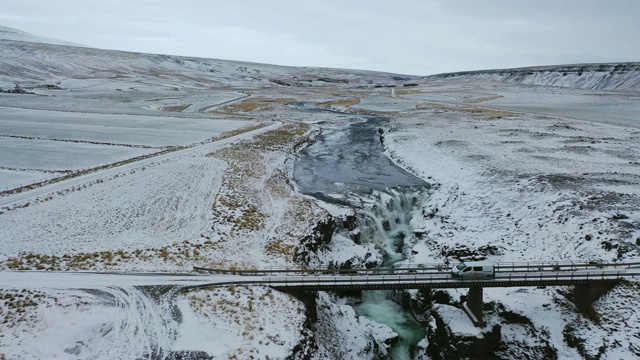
xmin=380 ymin=95 xmax=640 ymax=358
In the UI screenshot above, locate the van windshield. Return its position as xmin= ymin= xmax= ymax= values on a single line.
xmin=456 ymin=263 xmax=466 ymax=270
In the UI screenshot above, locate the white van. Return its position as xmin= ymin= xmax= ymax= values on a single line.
xmin=451 ymin=261 xmax=495 ymax=278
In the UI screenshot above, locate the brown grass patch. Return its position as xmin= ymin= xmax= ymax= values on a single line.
xmin=205 ymin=122 xmax=269 ymax=143
xmin=462 ymin=95 xmax=503 ymax=103
xmin=161 ymin=104 xmax=191 ymax=112
xmin=460 ymin=107 xmax=514 ymax=118
xmin=317 ymin=97 xmax=361 ymax=107
xmin=0 ymin=240 xmax=228 ymax=270
xmin=264 ymin=239 xmax=297 ymax=261
xmin=208 ymin=123 xmax=310 ymax=235
xmin=227 ymin=97 xmax=296 ymax=112
xmin=229 ymin=102 xmax=269 ymax=112
xmin=416 ymin=101 xmax=514 ymax=119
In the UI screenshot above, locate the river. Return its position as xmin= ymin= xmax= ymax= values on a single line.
xmin=293 ymin=106 xmax=430 ymax=359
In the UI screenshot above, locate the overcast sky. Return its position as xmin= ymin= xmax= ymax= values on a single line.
xmin=1 ymin=0 xmax=639 ymax=76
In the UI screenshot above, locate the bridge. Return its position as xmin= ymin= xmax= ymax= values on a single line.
xmin=192 ymin=261 xmax=640 ymax=327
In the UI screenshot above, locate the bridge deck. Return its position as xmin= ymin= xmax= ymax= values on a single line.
xmin=194 ymin=260 xmax=640 ymax=276
xmin=185 ymin=269 xmax=640 ymax=291
xmin=263 ymin=271 xmax=632 ymax=291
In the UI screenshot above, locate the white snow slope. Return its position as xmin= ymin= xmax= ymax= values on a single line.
xmin=0 ymin=25 xmax=84 ymax=47
xmin=424 ymin=63 xmax=640 ymax=92
xmin=378 ymin=80 xmax=640 ymax=359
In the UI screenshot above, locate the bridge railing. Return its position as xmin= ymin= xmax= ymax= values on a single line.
xmin=194 ymin=260 xmax=640 ymax=277
xmin=183 ymin=269 xmax=640 ymax=291
xmin=193 ymin=263 xmax=451 ymax=276
xmin=258 ymin=269 xmax=640 ymax=289
xmin=494 ymin=260 xmax=640 ymax=272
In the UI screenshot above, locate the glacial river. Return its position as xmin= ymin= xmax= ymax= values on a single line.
xmin=293 ymin=107 xmax=430 ymax=359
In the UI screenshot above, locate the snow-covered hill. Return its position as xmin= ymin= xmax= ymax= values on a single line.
xmin=0 ymin=25 xmax=413 ymax=91
xmin=423 ymin=62 xmax=640 ymax=91
xmin=0 ymin=25 xmax=85 ymax=47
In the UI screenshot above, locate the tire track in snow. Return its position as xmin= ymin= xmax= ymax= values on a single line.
xmin=78 ymin=286 xmax=179 ymax=359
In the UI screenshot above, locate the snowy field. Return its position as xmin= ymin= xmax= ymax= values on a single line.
xmin=378 ymin=81 xmax=640 ymax=358
xmin=0 ymin=106 xmax=254 ymax=190
xmin=381 ymin=85 xmax=640 ymax=264
xmin=0 ymin=168 xmax=57 ymax=191
xmin=0 ymin=152 xmax=226 ymax=258
xmin=0 ymin=119 xmax=329 ymax=358
xmin=0 ymin=107 xmax=253 ymax=137
xmin=400 ymin=79 xmax=640 ymax=128
xmin=352 ymin=94 xmax=422 ymax=112
xmin=0 ymin=137 xmax=157 ymax=171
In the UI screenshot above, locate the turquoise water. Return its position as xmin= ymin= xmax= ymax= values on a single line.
xmin=353 ymin=189 xmax=428 ymax=359
xmin=291 ymin=109 xmax=430 ymax=358
xmin=354 ymin=290 xmax=426 ymax=359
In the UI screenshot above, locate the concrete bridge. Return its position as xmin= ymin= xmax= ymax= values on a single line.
xmin=192 ymin=261 xmax=640 ymax=327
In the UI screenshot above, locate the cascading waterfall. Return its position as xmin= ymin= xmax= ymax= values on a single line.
xmin=291 ymin=105 xmax=432 ymax=359
xmin=353 ymin=187 xmax=429 ymax=360
xmin=356 ymin=188 xmax=424 ymax=266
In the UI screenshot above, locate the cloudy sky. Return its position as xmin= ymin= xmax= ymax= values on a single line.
xmin=1 ymin=0 xmax=638 ymax=75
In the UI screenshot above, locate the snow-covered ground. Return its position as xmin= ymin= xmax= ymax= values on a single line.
xmin=377 ymin=80 xmax=640 ymax=358
xmin=1 ymin=25 xmax=639 ymax=359
xmin=0 ymin=105 xmax=255 ymax=189
xmin=381 ymin=85 xmax=640 ymax=264
xmin=0 ymin=107 xmax=254 ymax=146
xmin=0 ymin=25 xmax=84 ymax=47
xmin=423 ymin=62 xmax=640 ymax=92
xmin=0 ymin=168 xmax=57 ymax=192
xmin=0 ymin=136 xmax=157 ymax=171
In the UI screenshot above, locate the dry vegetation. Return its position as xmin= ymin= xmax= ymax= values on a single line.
xmin=459 ymin=107 xmax=514 ymax=119
xmin=0 ymin=122 xmax=323 ymax=271
xmin=1 ymin=238 xmax=265 ymax=271
xmin=415 ymin=101 xmax=443 ymax=109
xmin=0 ymin=240 xmax=216 ymax=271
xmin=184 ymin=286 xmax=305 ymax=359
xmin=1 ymin=289 xmax=43 ymax=326
xmin=461 ymin=95 xmax=504 ymax=103
xmin=317 ymin=97 xmax=361 ymax=108
xmin=208 ymin=123 xmax=310 ymax=236
xmin=203 ymin=122 xmax=270 ymax=144
xmin=161 ymin=104 xmax=191 ymax=112
xmin=205 ymin=122 xmax=323 ymax=265
xmin=226 ymin=97 xmax=297 ymax=112
xmin=416 ymin=101 xmax=514 ymax=119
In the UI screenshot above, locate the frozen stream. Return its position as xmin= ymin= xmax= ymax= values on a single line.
xmin=294 ymin=113 xmax=425 ymax=200
xmin=294 ymin=110 xmax=430 ymax=359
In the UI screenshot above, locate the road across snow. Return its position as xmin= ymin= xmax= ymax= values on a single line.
xmin=2 ymin=266 xmax=636 ymax=292
xmin=0 ymin=270 xmax=260 ymax=289
xmin=0 ymin=122 xmax=281 ymax=209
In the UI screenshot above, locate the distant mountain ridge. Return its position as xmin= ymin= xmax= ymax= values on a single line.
xmin=423 ymin=63 xmax=640 ymax=91
xmin=2 ymin=25 xmax=638 ymax=92
xmin=0 ymin=25 xmax=411 ymax=90
xmin=0 ymin=25 xmax=85 ymax=47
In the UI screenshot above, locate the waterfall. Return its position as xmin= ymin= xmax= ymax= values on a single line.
xmin=355 ymin=187 xmax=425 ymax=266
xmin=353 ymin=186 xmax=429 ymax=360
xmin=291 ymin=106 xmax=432 ymax=359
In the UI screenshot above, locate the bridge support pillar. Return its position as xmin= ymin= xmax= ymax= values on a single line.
xmin=573 ymin=282 xmax=618 ymax=313
xmin=462 ymin=287 xmax=486 ymax=327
